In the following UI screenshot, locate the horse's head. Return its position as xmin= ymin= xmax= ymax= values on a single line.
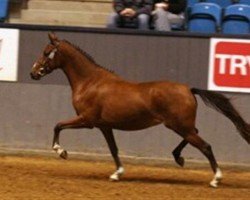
xmin=30 ymin=32 xmax=61 ymax=80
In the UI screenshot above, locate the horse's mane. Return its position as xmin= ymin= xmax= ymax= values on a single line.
xmin=63 ymin=40 xmax=114 ymax=73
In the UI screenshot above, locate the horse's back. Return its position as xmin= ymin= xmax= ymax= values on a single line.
xmin=100 ymin=79 xmax=197 ymax=117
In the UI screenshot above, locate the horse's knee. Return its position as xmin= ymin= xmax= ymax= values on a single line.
xmin=54 ymin=123 xmax=63 ymax=133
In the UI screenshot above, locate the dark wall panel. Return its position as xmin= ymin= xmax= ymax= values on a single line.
xmin=19 ymin=31 xmax=209 ymax=89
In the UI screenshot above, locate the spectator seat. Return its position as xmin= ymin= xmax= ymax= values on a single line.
xmin=221 ymin=4 xmax=250 ymax=34
xmin=0 ymin=0 xmax=8 ymax=22
xmin=238 ymin=0 xmax=250 ymax=5
xmin=205 ymin=0 xmax=233 ymax=8
xmin=187 ymin=0 xmax=202 ymax=8
xmin=188 ymin=3 xmax=222 ymax=33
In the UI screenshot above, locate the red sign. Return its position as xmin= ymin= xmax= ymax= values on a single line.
xmin=209 ymin=39 xmax=250 ymax=93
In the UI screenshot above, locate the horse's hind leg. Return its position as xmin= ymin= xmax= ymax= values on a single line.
xmin=181 ymin=131 xmax=222 ymax=188
xmin=172 ymin=128 xmax=198 ymax=167
xmin=100 ymin=127 xmax=124 ymax=181
xmin=172 ymin=140 xmax=188 ymax=167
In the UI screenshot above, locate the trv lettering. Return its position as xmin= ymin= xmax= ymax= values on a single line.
xmin=215 ymin=54 xmax=250 ymax=76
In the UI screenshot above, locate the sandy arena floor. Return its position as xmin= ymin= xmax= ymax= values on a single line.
xmin=0 ymin=154 xmax=249 ymax=200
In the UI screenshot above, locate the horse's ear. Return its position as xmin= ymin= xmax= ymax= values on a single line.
xmin=48 ymin=32 xmax=59 ymax=46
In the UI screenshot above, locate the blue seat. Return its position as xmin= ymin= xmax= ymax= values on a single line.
xmin=170 ymin=24 xmax=184 ymax=31
xmin=0 ymin=0 xmax=8 ymax=22
xmin=238 ymin=0 xmax=250 ymax=5
xmin=222 ymin=4 xmax=250 ymax=34
xmin=187 ymin=0 xmax=202 ymax=8
xmin=205 ymin=0 xmax=233 ymax=8
xmin=188 ymin=3 xmax=222 ymax=33
xmin=186 ymin=0 xmax=202 ymax=29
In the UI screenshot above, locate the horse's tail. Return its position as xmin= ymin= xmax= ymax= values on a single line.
xmin=191 ymin=88 xmax=250 ymax=144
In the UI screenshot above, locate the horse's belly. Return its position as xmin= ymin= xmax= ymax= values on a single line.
xmin=98 ymin=115 xmax=162 ymax=131
xmin=96 ymin=91 xmax=163 ymax=130
xmin=112 ymin=121 xmax=162 ymax=131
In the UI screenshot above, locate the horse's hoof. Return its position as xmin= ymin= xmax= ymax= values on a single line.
xmin=59 ymin=150 xmax=68 ymax=160
xmin=210 ymin=180 xmax=219 ymax=188
xmin=210 ymin=168 xmax=222 ymax=188
xmin=109 ymin=167 xmax=124 ymax=181
xmin=109 ymin=174 xmax=120 ymax=181
xmin=176 ymin=156 xmax=185 ymax=167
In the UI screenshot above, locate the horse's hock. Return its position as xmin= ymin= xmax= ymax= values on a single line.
xmin=9 ymin=0 xmax=113 ymax=27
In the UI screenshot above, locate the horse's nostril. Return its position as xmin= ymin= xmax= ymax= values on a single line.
xmin=30 ymin=72 xmax=39 ymax=80
xmin=40 ymin=68 xmax=45 ymax=74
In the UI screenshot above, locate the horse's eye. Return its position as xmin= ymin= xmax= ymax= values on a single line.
xmin=44 ymin=52 xmax=49 ymax=57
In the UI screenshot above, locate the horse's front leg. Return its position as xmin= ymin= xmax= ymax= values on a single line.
xmin=100 ymin=127 xmax=124 ymax=181
xmin=53 ymin=116 xmax=92 ymax=159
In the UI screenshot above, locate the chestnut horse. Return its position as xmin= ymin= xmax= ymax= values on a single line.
xmin=30 ymin=33 xmax=250 ymax=188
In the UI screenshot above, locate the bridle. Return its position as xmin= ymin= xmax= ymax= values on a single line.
xmin=35 ymin=47 xmax=58 ymax=77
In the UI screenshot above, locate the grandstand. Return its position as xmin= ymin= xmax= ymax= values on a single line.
xmin=8 ymin=0 xmax=112 ymax=27
xmin=5 ymin=0 xmax=250 ymax=33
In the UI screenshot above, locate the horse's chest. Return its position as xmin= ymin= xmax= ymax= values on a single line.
xmin=72 ymin=93 xmax=99 ymax=115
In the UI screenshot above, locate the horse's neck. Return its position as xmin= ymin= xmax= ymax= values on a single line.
xmin=60 ymin=47 xmax=112 ymax=92
xmin=60 ymin=49 xmax=96 ymax=90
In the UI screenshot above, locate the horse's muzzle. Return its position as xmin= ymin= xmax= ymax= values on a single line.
xmin=30 ymin=72 xmax=41 ymax=80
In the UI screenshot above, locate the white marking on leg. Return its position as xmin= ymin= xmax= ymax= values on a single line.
xmin=53 ymin=143 xmax=61 ymax=151
xmin=210 ymin=168 xmax=222 ymax=188
xmin=109 ymin=167 xmax=124 ymax=181
xmin=53 ymin=143 xmax=64 ymax=155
